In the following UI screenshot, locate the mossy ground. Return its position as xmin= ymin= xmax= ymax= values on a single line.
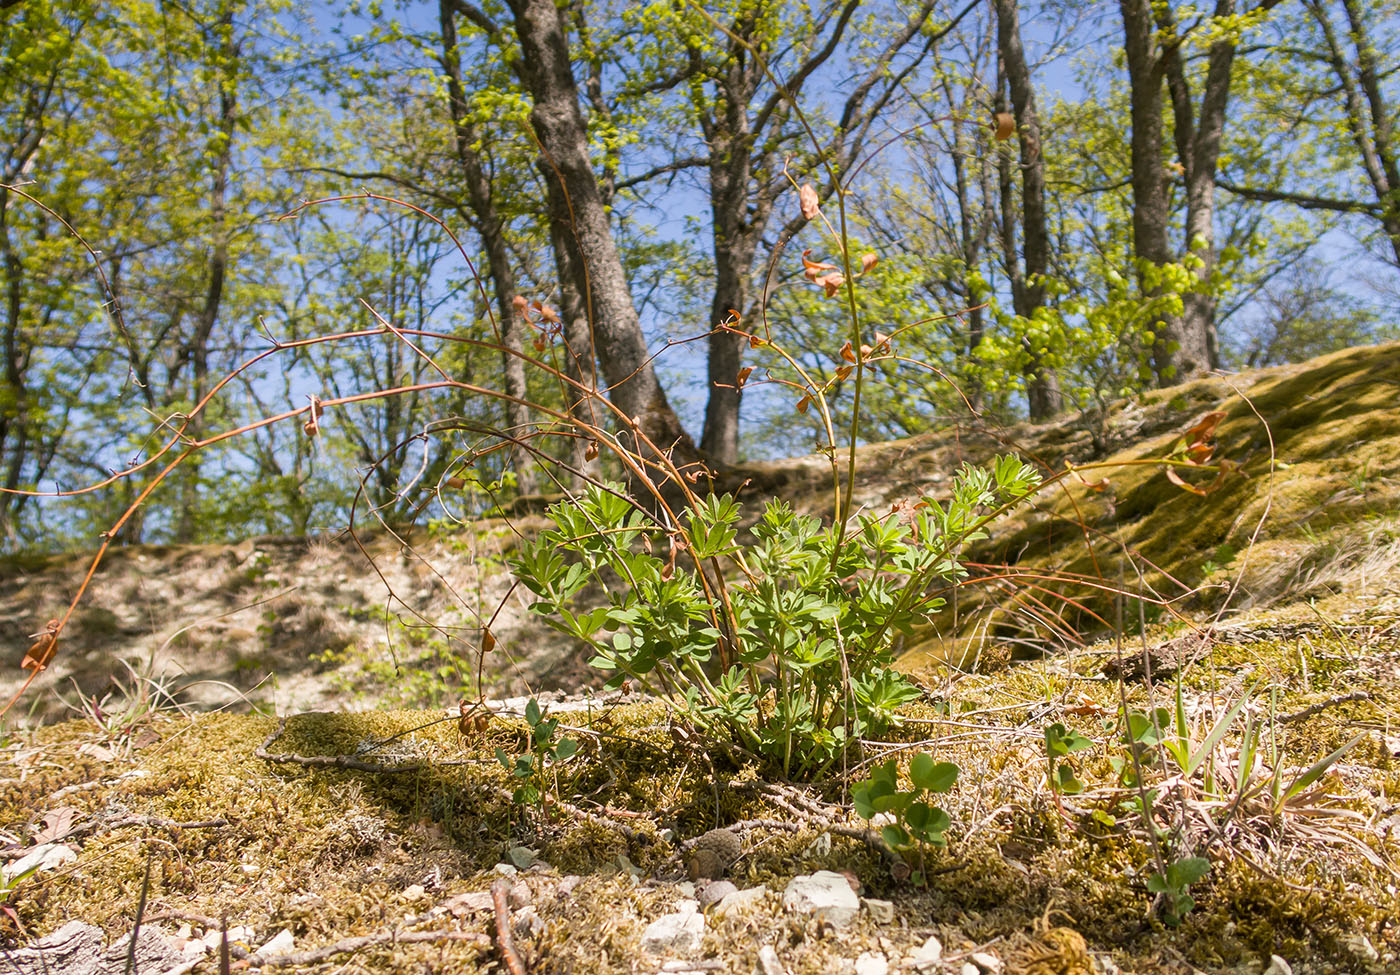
xmin=2 ymin=611 xmax=1396 ymax=974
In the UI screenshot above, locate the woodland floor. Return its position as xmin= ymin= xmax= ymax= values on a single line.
xmin=0 ymin=343 xmax=1398 ymax=974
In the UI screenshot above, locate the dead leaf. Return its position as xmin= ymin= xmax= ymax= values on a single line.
xmin=1184 ymin=410 xmax=1225 ymax=447
xmin=815 ymin=272 xmax=845 ymax=297
xmin=799 ymin=183 xmax=820 ymax=220
xmin=840 ymin=341 xmax=856 ymax=363
xmin=795 ymin=395 xmax=811 ymax=414
xmin=994 ymin=112 xmax=1016 ymax=140
xmin=482 ymin=629 xmax=496 ymax=655
xmin=21 ymin=620 xmax=59 ymax=672
xmin=1165 ymin=466 xmax=1208 ymax=496
xmin=584 ymin=441 xmax=599 ymax=462
xmin=860 ymin=252 xmax=878 ymax=273
xmin=833 ymin=365 xmax=853 ymax=384
xmin=77 ymin=742 xmax=115 ymax=762
xmin=33 ymin=808 xmax=78 ymax=844
xmin=736 ymin=366 xmax=754 ymax=388
xmin=445 ymin=476 xmax=466 ymax=490
xmin=801 ymin=249 xmax=838 ymax=281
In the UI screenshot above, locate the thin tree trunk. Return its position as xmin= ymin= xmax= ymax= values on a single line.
xmin=506 ymin=0 xmax=696 ymax=468
xmin=995 ymin=0 xmax=1062 ymax=419
xmin=438 ymin=0 xmax=535 ymax=492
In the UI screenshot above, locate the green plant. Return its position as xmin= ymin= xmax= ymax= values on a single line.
xmin=852 ymin=752 xmax=958 ymax=881
xmin=511 ymin=456 xmax=1041 ymax=778
xmin=1145 ymin=855 xmax=1210 ymax=925
xmin=496 ymin=697 xmax=578 ymax=819
xmin=1043 ymin=722 xmax=1094 ymax=796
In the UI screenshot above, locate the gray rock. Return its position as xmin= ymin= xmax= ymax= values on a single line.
xmin=863 ymin=897 xmax=895 ymax=924
xmin=908 ymin=934 xmax=943 ymax=971
xmin=1264 ymin=957 xmax=1293 ymax=975
xmin=713 ymin=884 xmax=769 ymax=918
xmin=782 ymin=870 xmax=860 ymax=927
xmin=641 ymin=900 xmax=704 ymax=955
xmin=970 ymin=950 xmax=1002 ymax=973
xmin=698 ymin=880 xmax=738 ymax=910
xmin=855 ymin=951 xmax=889 ymax=975
xmin=758 ymin=944 xmax=787 ymax=975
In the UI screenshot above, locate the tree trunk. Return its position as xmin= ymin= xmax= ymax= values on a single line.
xmin=995 ymin=0 xmax=1062 ymax=420
xmin=438 ymin=0 xmax=535 ymax=492
xmin=1119 ymin=0 xmax=1193 ymax=385
xmin=506 ymin=0 xmax=696 ymax=468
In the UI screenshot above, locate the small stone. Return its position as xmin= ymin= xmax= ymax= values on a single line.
xmin=1263 ymin=957 xmax=1293 ymax=975
xmin=507 ymin=845 xmax=540 ymax=869
xmin=855 ymin=951 xmax=888 ymax=975
xmin=782 ymin=871 xmax=860 ymax=928
xmin=511 ymin=905 xmax=541 ymax=940
xmin=675 ymin=881 xmax=696 ymax=898
xmin=908 ymin=935 xmax=942 ymax=971
xmin=615 ymin=853 xmax=643 ymax=877
xmin=804 ymin=832 xmax=833 ymax=857
xmin=970 ymin=950 xmax=1002 ymax=973
xmin=255 ymin=929 xmax=295 ymax=958
xmin=556 ymin=875 xmax=582 ymax=898
xmin=713 ymin=884 xmax=768 ymax=918
xmin=508 ymin=881 xmax=531 ymax=910
xmin=641 ymin=903 xmax=705 ymax=955
xmin=493 ymin=863 xmax=518 ymax=877
xmin=698 ymin=880 xmax=738 ymax=910
xmin=863 ymin=897 xmax=895 ymax=924
xmin=960 ymin=963 xmax=979 ymax=975
xmin=758 ymin=944 xmax=787 ymax=975
xmin=400 ymin=884 xmax=426 ymax=901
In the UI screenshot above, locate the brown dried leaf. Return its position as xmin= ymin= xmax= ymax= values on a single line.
xmin=816 ymin=272 xmax=845 ymax=297
xmin=840 ymin=341 xmax=856 ymax=363
xmin=833 ymin=365 xmax=853 ymax=384
xmin=736 ymin=366 xmax=754 ymax=388
xmin=34 ymin=807 xmax=78 ymax=844
xmin=445 ymin=476 xmax=466 ymax=490
xmin=860 ymin=252 xmax=878 ymax=273
xmin=795 ymin=395 xmax=811 ymax=414
xmin=482 ymin=629 xmax=496 ymax=655
xmin=994 ymin=112 xmax=1016 ymax=140
xmin=801 ymin=249 xmax=838 ymax=281
xmin=21 ymin=620 xmax=59 ymax=672
xmin=584 ymin=440 xmax=599 ymax=462
xmin=1165 ymin=466 xmax=1208 ymax=496
xmin=1184 ymin=410 xmax=1225 ymax=446
xmin=799 ymin=183 xmax=820 ymax=220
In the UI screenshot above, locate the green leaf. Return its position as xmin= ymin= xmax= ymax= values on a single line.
xmin=909 ymin=754 xmax=958 ymax=793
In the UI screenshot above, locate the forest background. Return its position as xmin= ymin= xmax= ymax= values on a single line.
xmin=3 ymin=0 xmax=1399 ymax=552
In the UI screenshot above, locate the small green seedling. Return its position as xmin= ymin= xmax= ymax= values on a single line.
xmin=497 ymin=697 xmax=577 ymax=820
xmin=853 ymin=752 xmax=959 ymax=882
xmin=1146 ymin=855 xmax=1210 ymax=925
xmin=1043 ymin=722 xmax=1093 ymax=795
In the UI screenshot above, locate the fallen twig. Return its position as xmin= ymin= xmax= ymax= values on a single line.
xmin=492 ymin=877 xmax=528 ymax=975
xmin=1279 ymin=691 xmax=1373 ymax=724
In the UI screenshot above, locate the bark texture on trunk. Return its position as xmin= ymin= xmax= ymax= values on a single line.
xmin=507 ymin=0 xmax=696 ymax=464
xmin=995 ymin=0 xmax=1062 ymax=420
xmin=439 ymin=0 xmax=535 ymax=492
